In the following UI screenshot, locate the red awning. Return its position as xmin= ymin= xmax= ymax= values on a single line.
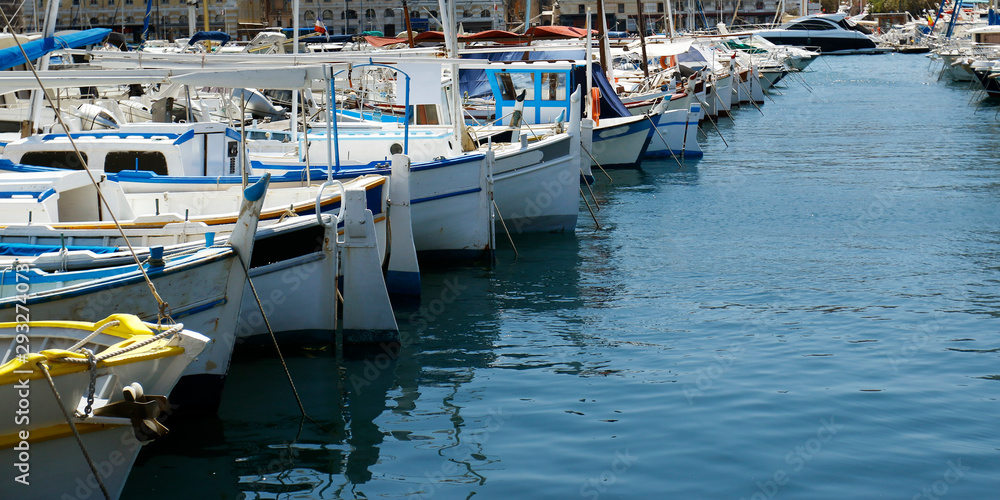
xmin=364 ymin=35 xmax=408 ymax=47
xmin=524 ymin=25 xmax=597 ymax=38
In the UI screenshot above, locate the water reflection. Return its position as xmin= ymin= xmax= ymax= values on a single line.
xmin=124 ymin=345 xmax=400 ymax=499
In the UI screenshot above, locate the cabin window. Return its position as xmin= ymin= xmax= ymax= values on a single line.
xmin=791 ymin=20 xmax=836 ymax=30
xmin=540 ymin=73 xmax=566 ymax=101
xmin=412 ymin=104 xmax=440 ymax=125
xmin=105 ymin=151 xmax=169 ymax=176
xmin=497 ymin=72 xmax=535 ymax=101
xmin=21 ymin=151 xmax=89 ymax=170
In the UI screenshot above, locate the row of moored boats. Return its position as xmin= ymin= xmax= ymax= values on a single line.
xmin=0 ymin=19 xmax=822 ymax=498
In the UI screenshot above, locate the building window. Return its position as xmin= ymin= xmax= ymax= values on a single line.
xmin=304 ymin=10 xmax=315 ymax=20
xmin=429 ymin=10 xmax=438 ymax=18
xmin=411 ymin=10 xmax=419 ymax=18
xmin=365 ymin=8 xmax=375 ymax=19
xmin=179 ymin=14 xmax=187 ymax=25
xmin=578 ymin=4 xmax=585 ymax=14
xmin=124 ymin=0 xmax=132 ymax=4
xmin=384 ymin=8 xmax=394 ymax=18
xmin=481 ymin=10 xmax=489 ymax=17
xmin=90 ymin=17 xmax=98 ymax=24
xmin=72 ymin=0 xmax=79 ymax=4
xmin=658 ymin=2 xmax=665 ymax=12
xmin=618 ymin=3 xmax=624 ymax=13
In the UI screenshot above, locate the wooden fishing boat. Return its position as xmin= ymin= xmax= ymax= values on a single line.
xmin=0 ymin=313 xmax=208 ymax=499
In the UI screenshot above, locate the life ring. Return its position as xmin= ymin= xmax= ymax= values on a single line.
xmin=590 ymin=87 xmax=601 ymax=126
xmin=659 ymin=55 xmax=676 ymax=69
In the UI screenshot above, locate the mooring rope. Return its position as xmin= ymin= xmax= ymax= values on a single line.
xmin=38 ymin=362 xmax=112 ymax=500
xmin=0 ymin=10 xmax=172 ymax=323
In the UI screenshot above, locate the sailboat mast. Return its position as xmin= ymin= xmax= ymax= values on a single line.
xmin=525 ymin=0 xmax=533 ymax=32
xmin=26 ymin=0 xmax=58 ymax=134
xmin=636 ymin=0 xmax=649 ymax=78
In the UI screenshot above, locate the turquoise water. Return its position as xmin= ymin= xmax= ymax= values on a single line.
xmin=124 ymin=54 xmax=1000 ymax=499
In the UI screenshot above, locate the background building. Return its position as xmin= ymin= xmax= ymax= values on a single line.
xmin=10 ymin=0 xmax=823 ymax=39
xmin=264 ymin=0 xmax=502 ymax=36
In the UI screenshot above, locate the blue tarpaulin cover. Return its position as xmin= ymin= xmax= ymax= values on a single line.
xmin=573 ymin=63 xmax=631 ymax=119
xmin=0 ymin=28 xmax=111 ymax=71
xmin=187 ymin=31 xmax=231 ymax=46
xmin=0 ymin=243 xmax=121 ymax=256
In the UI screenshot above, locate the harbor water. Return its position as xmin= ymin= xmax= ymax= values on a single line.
xmin=123 ymin=53 xmax=1000 ymax=499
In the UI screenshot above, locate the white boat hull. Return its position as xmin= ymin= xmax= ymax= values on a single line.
xmin=492 ymin=133 xmax=579 ymax=233
xmin=590 ymin=115 xmax=652 ymax=168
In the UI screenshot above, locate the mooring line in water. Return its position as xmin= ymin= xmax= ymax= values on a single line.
xmin=762 ymin=85 xmax=777 ymax=104
xmin=235 ymin=252 xmax=315 ymax=424
xmin=643 ymin=114 xmax=685 ymax=169
xmin=579 ymin=187 xmax=602 ymax=230
xmin=735 ymin=77 xmax=766 ymax=116
xmin=581 ymin=173 xmax=602 ymax=211
xmin=492 ymin=200 xmax=518 ymax=257
xmin=39 ymin=362 xmax=112 ymax=500
xmin=714 ymin=91 xmax=738 ymax=126
xmin=582 ymin=144 xmax=613 ymax=183
xmin=694 ymin=94 xmax=730 ymax=148
xmin=789 ymin=70 xmax=813 ymax=93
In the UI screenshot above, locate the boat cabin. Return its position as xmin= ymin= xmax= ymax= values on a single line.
xmin=484 ymin=62 xmax=575 ymax=126
xmin=2 ymin=122 xmax=245 ymax=179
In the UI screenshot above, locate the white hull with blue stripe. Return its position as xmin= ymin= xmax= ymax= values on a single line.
xmin=0 ymin=176 xmax=268 ymax=410
xmin=644 ymin=107 xmax=702 ymax=159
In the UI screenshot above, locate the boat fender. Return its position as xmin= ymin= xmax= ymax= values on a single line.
xmin=590 ymin=88 xmax=601 ymax=126
xmin=461 ymin=125 xmax=477 ymax=152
